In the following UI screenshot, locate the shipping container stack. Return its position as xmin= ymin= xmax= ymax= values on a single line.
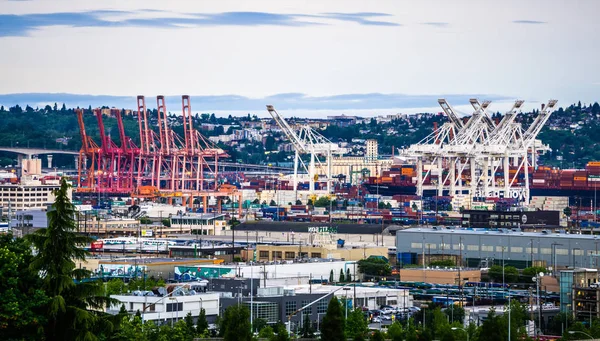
xmin=560 ymin=170 xmax=575 ymax=189
xmin=587 ymin=162 xmax=600 ymax=187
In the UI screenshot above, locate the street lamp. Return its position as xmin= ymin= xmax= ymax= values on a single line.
xmin=532 ymin=272 xmax=544 ymax=336
xmin=343 ymin=287 xmax=351 ymax=319
xmin=568 ymin=331 xmax=594 ymax=339
xmin=451 ymin=327 xmax=469 ymax=341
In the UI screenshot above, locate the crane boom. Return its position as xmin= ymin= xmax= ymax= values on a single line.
xmin=438 ymin=99 xmax=465 ymax=130
xmin=267 ymin=105 xmax=307 ymax=153
xmin=523 ymin=100 xmax=558 ymax=145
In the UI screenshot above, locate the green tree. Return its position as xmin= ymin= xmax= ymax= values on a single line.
xmin=339 ymin=268 xmax=345 ymax=282
xmin=259 ymin=326 xmax=275 ymax=339
xmin=221 ymin=304 xmax=252 ymax=341
xmin=26 ymin=179 xmax=116 ymax=340
xmin=321 ymin=296 xmax=345 ymax=341
xmin=161 ymin=218 xmax=171 ymax=227
xmin=346 ymin=308 xmax=368 ymax=340
xmin=357 ymin=257 xmax=392 ymax=278
xmin=270 ymin=200 xmax=277 ymax=206
xmin=139 ymin=216 xmax=152 ymax=224
xmin=330 ymin=269 xmax=334 ymax=283
xmin=106 ymin=278 xmax=126 ymax=296
xmin=0 ymin=234 xmax=49 ymax=340
xmin=487 ymin=265 xmax=519 ymax=283
xmin=300 ymin=314 xmax=315 ymax=338
xmin=479 ymin=308 xmax=505 ymax=341
xmin=314 ymin=196 xmax=331 ymax=207
xmin=114 ymin=314 xmax=144 ymax=341
xmin=445 ymin=305 xmax=465 ymax=324
xmin=183 ymin=312 xmax=197 ymax=340
xmin=346 ymin=268 xmax=352 ymax=282
xmin=272 ymin=322 xmax=290 ymax=341
xmin=371 ymin=330 xmax=385 ymax=341
xmin=522 ymin=267 xmax=547 ymax=283
xmin=564 ymin=207 xmax=572 ymax=227
xmin=197 ymin=308 xmax=209 ymax=335
xmin=387 ymin=321 xmax=404 ymax=341
xmin=295 ymin=199 xmax=302 ymax=205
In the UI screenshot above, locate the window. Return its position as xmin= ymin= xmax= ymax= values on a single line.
xmin=482 ymin=245 xmax=493 ymax=252
xmin=411 ymin=243 xmax=422 ymax=249
xmin=285 ymin=301 xmax=297 ymax=316
xmin=452 ymin=244 xmax=463 ymax=250
xmin=496 ymin=246 xmax=505 ymax=252
xmin=143 ymin=303 xmax=155 ymax=312
xmin=574 ymin=249 xmax=584 ymax=256
xmin=259 ymin=251 xmax=269 ymax=258
xmin=285 ymin=252 xmax=295 ymax=259
xmin=526 ymin=247 xmax=538 ymax=254
xmin=467 ymin=245 xmax=479 ymax=251
xmin=540 ymin=248 xmax=552 ymax=254
xmin=317 ymin=300 xmax=328 ymax=314
xmin=311 ymin=253 xmax=321 ymax=258
xmin=166 ymin=302 xmax=183 ymax=312
xmin=556 ymin=249 xmax=568 ymax=255
xmin=511 ymin=247 xmax=523 ymax=253
xmin=425 ymin=243 xmax=436 ymax=250
xmin=272 ymin=251 xmax=282 ymax=259
xmin=302 ymin=300 xmax=312 ymax=315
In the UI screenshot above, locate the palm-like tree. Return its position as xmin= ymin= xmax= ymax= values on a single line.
xmin=27 ymin=178 xmax=117 ymax=340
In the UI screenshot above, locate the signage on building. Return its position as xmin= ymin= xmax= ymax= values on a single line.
xmin=473 ymin=189 xmax=526 ymax=200
xmin=308 ymin=226 xmax=338 ymax=234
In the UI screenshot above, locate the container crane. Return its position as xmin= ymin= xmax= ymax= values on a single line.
xmin=266 ymin=105 xmax=341 ymax=196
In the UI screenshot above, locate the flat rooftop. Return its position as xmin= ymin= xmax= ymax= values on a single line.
xmin=399 ymin=227 xmax=599 ymax=241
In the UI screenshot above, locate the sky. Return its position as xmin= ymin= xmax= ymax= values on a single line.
xmin=1 ymin=0 xmax=599 ymax=117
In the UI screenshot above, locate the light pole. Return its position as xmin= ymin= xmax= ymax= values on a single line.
xmin=532 ymin=272 xmax=544 ymax=336
xmin=343 ymin=287 xmax=351 ymax=319
xmin=451 ymin=327 xmax=469 ymax=341
xmin=568 ymin=331 xmax=594 ymax=339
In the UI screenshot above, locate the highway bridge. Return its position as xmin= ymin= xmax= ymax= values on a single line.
xmin=0 ymin=147 xmax=293 ymax=173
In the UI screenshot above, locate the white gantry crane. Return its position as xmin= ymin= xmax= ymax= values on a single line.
xmin=403 ymin=98 xmax=557 ymax=206
xmin=266 ymin=105 xmax=342 ymax=195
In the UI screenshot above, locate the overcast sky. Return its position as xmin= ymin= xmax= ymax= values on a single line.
xmin=1 ymin=0 xmax=598 ymax=116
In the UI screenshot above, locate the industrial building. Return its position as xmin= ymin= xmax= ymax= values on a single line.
xmin=251 ymin=244 xmax=388 ymax=262
xmin=220 ymin=284 xmax=411 ymax=329
xmin=396 ymin=227 xmax=600 ymax=269
xmin=109 ymin=290 xmax=220 ymax=325
xmin=169 ymin=213 xmax=227 ymax=235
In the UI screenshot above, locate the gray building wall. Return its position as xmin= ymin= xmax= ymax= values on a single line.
xmin=221 ymin=293 xmax=333 ymax=327
xmin=396 ymin=228 xmax=600 ymax=269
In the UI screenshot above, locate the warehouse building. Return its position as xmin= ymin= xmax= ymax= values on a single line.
xmin=396 ymin=227 xmax=600 ymax=269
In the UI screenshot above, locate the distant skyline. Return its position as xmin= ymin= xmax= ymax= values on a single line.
xmin=1 ymin=0 xmax=599 ymax=116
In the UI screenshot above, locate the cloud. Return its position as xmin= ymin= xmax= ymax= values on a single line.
xmin=0 ymin=10 xmax=399 ymax=37
xmin=0 ymin=92 xmax=512 ymax=114
xmin=321 ymin=12 xmax=400 ymax=26
xmin=512 ymin=20 xmax=546 ymax=24
xmin=421 ymin=22 xmax=449 ymax=27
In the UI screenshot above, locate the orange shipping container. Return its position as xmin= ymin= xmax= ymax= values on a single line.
xmin=574 ymin=177 xmax=587 ymax=181
xmin=588 ymin=162 xmax=600 ymax=167
xmin=401 ymin=168 xmax=413 ymax=175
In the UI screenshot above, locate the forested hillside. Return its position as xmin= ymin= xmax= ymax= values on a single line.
xmin=0 ymin=101 xmax=598 ymax=168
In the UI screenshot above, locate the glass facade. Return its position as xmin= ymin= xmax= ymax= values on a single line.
xmin=559 ymin=271 xmax=573 ymax=313
xmin=244 ymin=302 xmax=278 ymax=324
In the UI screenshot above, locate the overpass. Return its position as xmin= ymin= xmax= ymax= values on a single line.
xmin=0 ymin=147 xmax=79 ymax=168
xmin=0 ymin=147 xmax=293 ymax=173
